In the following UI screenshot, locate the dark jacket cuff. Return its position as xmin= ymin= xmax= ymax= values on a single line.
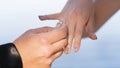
xmin=0 ymin=43 xmax=23 ymax=68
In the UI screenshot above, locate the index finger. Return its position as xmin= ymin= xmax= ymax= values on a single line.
xmin=33 ymin=27 xmax=54 ymax=34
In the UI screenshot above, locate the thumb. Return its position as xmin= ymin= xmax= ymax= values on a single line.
xmin=86 ymin=11 xmax=97 ymax=40
xmin=40 ymin=23 xmax=67 ymax=44
xmin=39 ymin=13 xmax=60 ymax=21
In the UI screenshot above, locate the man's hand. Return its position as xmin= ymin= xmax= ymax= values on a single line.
xmin=13 ymin=23 xmax=68 ymax=68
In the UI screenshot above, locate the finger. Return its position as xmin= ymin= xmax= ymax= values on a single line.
xmin=39 ymin=13 xmax=60 ymax=21
xmin=33 ymin=27 xmax=54 ymax=34
xmin=86 ymin=9 xmax=97 ymax=40
xmin=41 ymin=23 xmax=68 ymax=44
xmin=74 ymin=22 xmax=84 ymax=52
xmin=50 ymin=50 xmax=63 ymax=62
xmin=50 ymin=39 xmax=67 ymax=55
xmin=64 ymin=19 xmax=75 ymax=54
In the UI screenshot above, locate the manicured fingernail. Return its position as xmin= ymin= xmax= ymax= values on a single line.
xmin=90 ymin=33 xmax=97 ymax=40
xmin=39 ymin=16 xmax=45 ymax=20
xmin=92 ymin=34 xmax=97 ymax=40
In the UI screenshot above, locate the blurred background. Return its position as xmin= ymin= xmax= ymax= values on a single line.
xmin=0 ymin=0 xmax=120 ymax=68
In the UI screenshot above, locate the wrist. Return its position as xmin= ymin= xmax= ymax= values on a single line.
xmin=0 ymin=43 xmax=23 ymax=68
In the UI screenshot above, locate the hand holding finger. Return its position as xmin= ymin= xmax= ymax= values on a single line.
xmin=40 ymin=23 xmax=67 ymax=44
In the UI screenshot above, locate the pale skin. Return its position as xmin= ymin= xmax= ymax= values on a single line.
xmin=39 ymin=0 xmax=97 ymax=54
xmin=13 ymin=23 xmax=68 ymax=68
xmin=4 ymin=0 xmax=120 ymax=68
xmin=39 ymin=0 xmax=120 ymax=54
xmin=1 ymin=0 xmax=120 ymax=68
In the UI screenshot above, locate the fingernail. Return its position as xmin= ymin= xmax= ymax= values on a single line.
xmin=74 ymin=47 xmax=78 ymax=53
xmin=64 ymin=49 xmax=68 ymax=54
xmin=91 ymin=34 xmax=97 ymax=40
xmin=64 ymin=47 xmax=70 ymax=54
xmin=66 ymin=48 xmax=69 ymax=54
xmin=89 ymin=33 xmax=97 ymax=40
xmin=39 ymin=16 xmax=45 ymax=20
xmin=67 ymin=47 xmax=71 ymax=54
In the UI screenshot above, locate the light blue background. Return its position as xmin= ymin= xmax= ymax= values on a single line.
xmin=0 ymin=0 xmax=120 ymax=68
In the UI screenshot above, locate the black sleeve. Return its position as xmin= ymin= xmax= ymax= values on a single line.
xmin=0 ymin=43 xmax=23 ymax=68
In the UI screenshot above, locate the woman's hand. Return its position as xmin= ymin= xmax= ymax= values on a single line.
xmin=39 ymin=0 xmax=97 ymax=54
xmin=14 ymin=24 xmax=68 ymax=68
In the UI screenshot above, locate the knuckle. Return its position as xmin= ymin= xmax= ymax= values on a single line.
xmin=71 ymin=12 xmax=77 ymax=17
xmin=26 ymin=29 xmax=34 ymax=33
xmin=39 ymin=36 xmax=48 ymax=43
xmin=75 ymin=30 xmax=82 ymax=36
xmin=69 ymin=10 xmax=77 ymax=18
xmin=78 ymin=12 xmax=89 ymax=22
xmin=59 ymin=29 xmax=67 ymax=37
xmin=69 ymin=32 xmax=74 ymax=37
xmin=75 ymin=27 xmax=83 ymax=34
